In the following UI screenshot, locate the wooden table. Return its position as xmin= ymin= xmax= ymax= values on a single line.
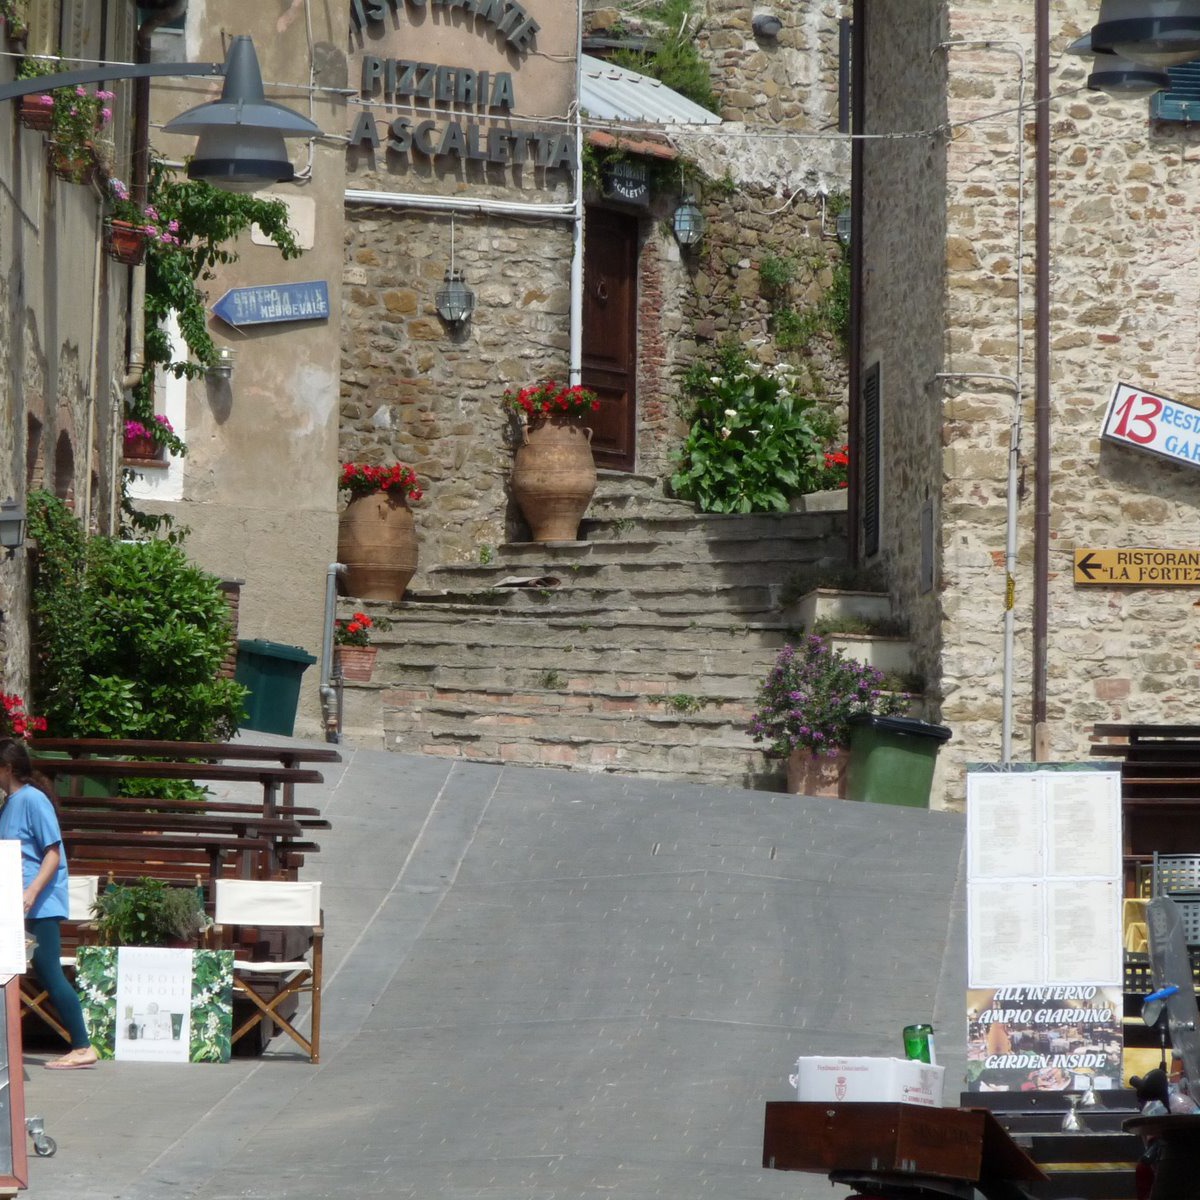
xmin=763 ymin=1102 xmax=1045 ymax=1200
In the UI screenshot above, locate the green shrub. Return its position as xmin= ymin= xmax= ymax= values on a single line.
xmin=27 ymin=491 xmax=246 ymax=742
xmin=669 ymin=345 xmax=839 ymax=513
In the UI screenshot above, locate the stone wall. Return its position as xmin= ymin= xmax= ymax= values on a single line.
xmin=0 ymin=21 xmax=131 ymax=702
xmin=866 ymin=0 xmax=1200 ymax=805
xmin=340 ymin=206 xmax=575 ymax=573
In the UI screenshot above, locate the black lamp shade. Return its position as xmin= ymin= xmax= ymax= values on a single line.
xmin=1092 ymin=0 xmax=1200 ymax=69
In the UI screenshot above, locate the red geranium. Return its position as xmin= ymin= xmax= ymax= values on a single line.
xmin=339 ymin=463 xmax=423 ymax=501
xmin=820 ymin=443 xmax=850 ymax=490
xmin=0 ymin=692 xmax=48 ymax=740
xmin=503 ymin=379 xmax=601 ymax=420
xmin=334 ymin=612 xmax=373 ymax=647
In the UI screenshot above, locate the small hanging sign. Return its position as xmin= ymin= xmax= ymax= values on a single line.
xmin=212 ymin=281 xmax=330 ymax=327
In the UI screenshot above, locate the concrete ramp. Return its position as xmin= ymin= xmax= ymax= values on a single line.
xmin=31 ymin=747 xmax=967 ymax=1200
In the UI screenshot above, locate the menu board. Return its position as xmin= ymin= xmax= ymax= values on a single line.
xmin=965 ymin=764 xmax=1123 ymax=1092
xmin=0 ymin=842 xmax=26 ymax=976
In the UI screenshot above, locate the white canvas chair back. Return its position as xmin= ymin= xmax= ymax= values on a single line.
xmin=215 ymin=879 xmax=320 ymax=926
xmin=67 ymin=875 xmax=99 ymax=921
xmin=214 ymin=878 xmax=323 ymax=1063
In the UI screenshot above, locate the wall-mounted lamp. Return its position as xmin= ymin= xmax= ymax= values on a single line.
xmin=0 ymin=497 xmax=26 ymax=558
xmin=752 ymin=14 xmax=783 ymax=40
xmin=836 ymin=210 xmax=852 ymax=246
xmin=673 ymin=195 xmax=705 ymax=247
xmin=207 ymin=346 xmax=237 ymax=380
xmin=1090 ymin=0 xmax=1200 ymax=69
xmin=436 ymin=270 xmax=476 ymax=325
xmin=1066 ymin=31 xmax=1171 ymax=94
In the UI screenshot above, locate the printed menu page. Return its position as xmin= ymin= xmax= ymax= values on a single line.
xmin=0 ymin=843 xmax=25 ymax=977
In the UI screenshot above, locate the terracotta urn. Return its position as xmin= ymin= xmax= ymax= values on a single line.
xmin=338 ymin=493 xmax=418 ymax=602
xmin=510 ymin=415 xmax=597 ymax=542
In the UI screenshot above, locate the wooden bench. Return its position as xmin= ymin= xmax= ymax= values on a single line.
xmin=19 ymin=739 xmax=339 ymax=1052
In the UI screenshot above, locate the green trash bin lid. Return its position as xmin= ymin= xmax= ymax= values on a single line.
xmin=849 ymin=714 xmax=952 ymax=742
xmin=237 ymin=638 xmax=317 ymax=664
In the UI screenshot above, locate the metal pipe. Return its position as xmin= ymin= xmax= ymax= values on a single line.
xmin=847 ymin=0 xmax=865 ymax=563
xmin=319 ymin=562 xmax=345 ymax=743
xmin=83 ymin=200 xmax=104 ymax=536
xmin=569 ymin=0 xmax=585 ymax=387
xmin=1033 ymin=0 xmax=1051 ymax=756
xmin=343 ymin=188 xmax=576 ymax=220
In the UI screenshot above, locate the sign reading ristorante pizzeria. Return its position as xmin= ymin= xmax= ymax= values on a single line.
xmin=347 ymin=0 xmax=575 ymax=174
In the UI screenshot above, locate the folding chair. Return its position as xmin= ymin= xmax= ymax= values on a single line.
xmin=19 ymin=875 xmax=99 ymax=1043
xmin=214 ymin=879 xmax=323 ymax=1063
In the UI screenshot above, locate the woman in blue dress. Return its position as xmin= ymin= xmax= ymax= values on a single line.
xmin=0 ymin=738 xmax=97 ymax=1068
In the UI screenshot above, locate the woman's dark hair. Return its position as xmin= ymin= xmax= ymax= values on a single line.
xmin=0 ymin=738 xmax=33 ymax=782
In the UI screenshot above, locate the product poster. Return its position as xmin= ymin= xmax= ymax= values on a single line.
xmin=966 ymin=985 xmax=1124 ymax=1092
xmin=76 ymin=947 xmax=233 ymax=1062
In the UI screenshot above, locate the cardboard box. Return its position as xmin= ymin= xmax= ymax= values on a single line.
xmin=790 ymin=1056 xmax=945 ymax=1107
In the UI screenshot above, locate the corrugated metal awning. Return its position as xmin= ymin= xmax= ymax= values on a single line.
xmin=579 ymin=54 xmax=722 ymax=126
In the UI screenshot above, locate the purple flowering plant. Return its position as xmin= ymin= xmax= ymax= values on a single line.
xmin=107 ymin=178 xmax=184 ymax=247
xmin=748 ymin=635 xmax=908 ymax=757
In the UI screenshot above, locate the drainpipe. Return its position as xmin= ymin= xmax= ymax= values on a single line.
xmin=319 ymin=562 xmax=346 ymax=742
xmin=83 ymin=200 xmax=103 ymax=535
xmin=113 ymin=3 xmax=185 ymax=534
xmin=1032 ymin=0 xmax=1051 ymax=757
xmin=569 ymin=0 xmax=585 ymax=386
xmin=847 ymin=0 xmax=865 ymax=562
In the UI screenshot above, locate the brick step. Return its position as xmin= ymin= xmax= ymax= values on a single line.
xmin=365 ymin=694 xmax=784 ymax=787
xmin=577 ymin=509 xmax=845 ymax=546
xmin=388 ymin=604 xmax=797 ymax=641
xmin=368 ymin=645 xmax=784 ymax=690
xmin=404 ymin=580 xmax=782 ymax=615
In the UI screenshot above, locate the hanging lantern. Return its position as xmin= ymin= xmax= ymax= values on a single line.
xmin=1091 ymin=0 xmax=1200 ymax=69
xmin=672 ymin=195 xmax=705 ymax=247
xmin=436 ymin=269 xmax=475 ymax=325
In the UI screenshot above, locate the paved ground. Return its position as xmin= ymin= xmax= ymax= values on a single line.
xmin=24 ymin=739 xmax=967 ymax=1199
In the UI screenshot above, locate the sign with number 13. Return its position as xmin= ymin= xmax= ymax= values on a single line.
xmin=1101 ymin=380 xmax=1200 ymax=470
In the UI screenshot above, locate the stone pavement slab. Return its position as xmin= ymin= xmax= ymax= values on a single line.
xmin=23 ymin=741 xmax=967 ymax=1200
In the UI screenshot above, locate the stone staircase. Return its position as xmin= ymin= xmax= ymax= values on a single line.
xmin=336 ymin=474 xmax=911 ymax=790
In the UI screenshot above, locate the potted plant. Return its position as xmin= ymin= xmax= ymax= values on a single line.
xmin=337 ymin=463 xmax=423 ymax=601
xmin=14 ymin=53 xmax=57 ymax=129
xmin=748 ymin=635 xmax=908 ymax=797
xmin=123 ymin=414 xmax=173 ymax=460
xmin=103 ymin=176 xmax=182 ymax=266
xmin=504 ymin=379 xmax=602 ymax=542
xmin=48 ymin=82 xmax=114 ymax=183
xmin=92 ymin=877 xmax=210 ymax=948
xmin=334 ymin=610 xmax=378 ymax=682
xmin=0 ymin=691 xmax=46 ymax=739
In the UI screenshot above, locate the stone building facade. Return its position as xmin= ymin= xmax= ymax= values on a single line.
xmin=339 ymin=0 xmax=854 ymax=575
xmin=859 ymin=0 xmax=1200 ymax=805
xmin=0 ymin=1 xmax=134 ymax=698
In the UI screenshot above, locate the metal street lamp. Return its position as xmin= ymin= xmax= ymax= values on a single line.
xmin=0 ymin=497 xmax=26 ymax=558
xmin=0 ymin=36 xmax=319 ymax=192
xmin=162 ymin=36 xmax=321 ymax=192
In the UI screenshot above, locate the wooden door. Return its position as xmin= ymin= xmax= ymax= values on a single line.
xmin=582 ymin=208 xmax=638 ymax=471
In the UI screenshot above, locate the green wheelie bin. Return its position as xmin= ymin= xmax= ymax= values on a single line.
xmin=846 ymin=715 xmax=952 ymax=808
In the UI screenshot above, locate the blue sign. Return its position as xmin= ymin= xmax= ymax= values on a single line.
xmin=212 ymin=281 xmax=329 ymax=328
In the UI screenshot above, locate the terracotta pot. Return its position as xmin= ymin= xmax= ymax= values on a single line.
xmin=785 ymin=746 xmax=849 ymax=798
xmin=105 ymin=219 xmax=147 ymax=266
xmin=338 ymin=492 xmax=418 ymax=601
xmin=52 ymin=144 xmax=96 ymax=184
xmin=19 ymin=94 xmax=52 ymax=131
xmin=123 ymin=433 xmax=162 ymax=461
xmin=510 ymin=416 xmax=597 ymax=542
xmin=334 ymin=645 xmax=378 ymax=683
